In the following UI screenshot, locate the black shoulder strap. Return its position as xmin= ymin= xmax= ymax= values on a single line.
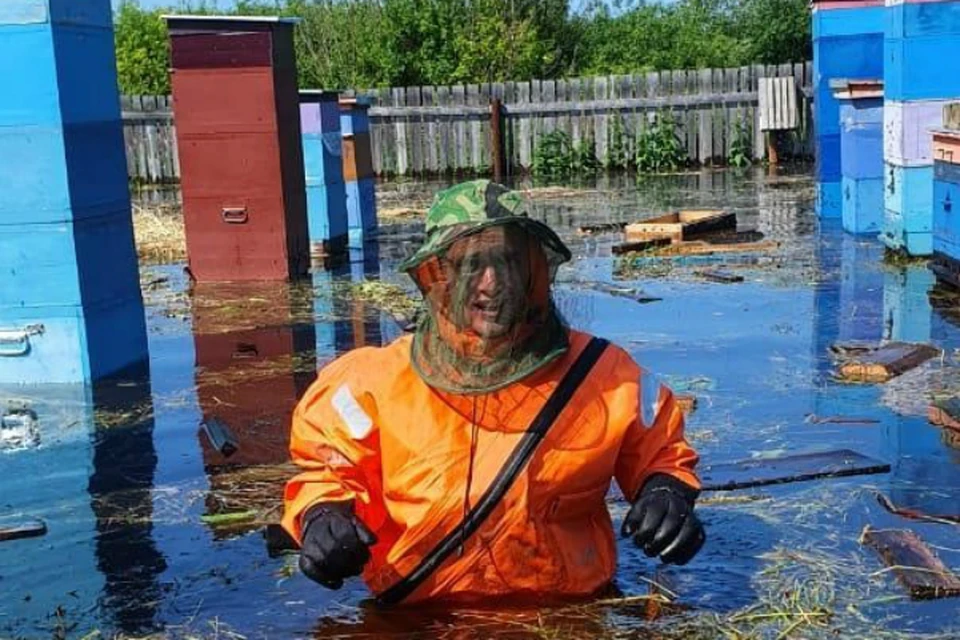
xmin=377 ymin=337 xmax=610 ymax=606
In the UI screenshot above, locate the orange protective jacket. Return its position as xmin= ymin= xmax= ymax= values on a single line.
xmin=282 ymin=331 xmax=700 ymax=603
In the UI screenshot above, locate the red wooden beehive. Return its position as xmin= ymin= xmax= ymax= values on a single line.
xmin=165 ymin=16 xmax=309 ymax=282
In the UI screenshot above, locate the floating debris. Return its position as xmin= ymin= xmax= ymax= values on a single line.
xmin=0 ymin=405 xmax=40 ymax=452
xmin=805 ymin=414 xmax=880 ymax=426
xmin=625 ymin=210 xmax=735 ymax=245
xmin=675 ymin=394 xmax=697 ymax=415
xmin=575 ymin=281 xmax=662 ymax=304
xmin=928 ymin=397 xmax=960 ymax=431
xmin=611 ymin=237 xmax=671 ymax=256
xmin=861 ymin=527 xmax=960 ymax=600
xmin=201 ymin=418 xmax=240 ymax=458
xmin=698 ymin=269 xmax=744 ymax=284
xmin=836 ymin=342 xmax=941 ymax=383
xmin=876 ymin=493 xmax=960 ymax=526
xmin=701 ymin=449 xmax=891 ymax=492
xmin=200 ymin=510 xmax=258 ymax=527
xmin=578 ymin=221 xmax=628 ymax=235
xmin=0 ymin=519 xmax=47 ymax=543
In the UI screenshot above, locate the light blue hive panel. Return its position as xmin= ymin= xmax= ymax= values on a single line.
xmin=345 ymin=178 xmax=378 ymax=243
xmin=840 ymin=98 xmax=884 ymax=180
xmin=0 ymin=0 xmax=120 ymax=127
xmin=306 ymin=181 xmax=348 ymax=246
xmin=303 ymin=133 xmax=345 ymax=187
xmin=842 ymin=176 xmax=885 ymax=235
xmin=0 ymin=210 xmax=142 ymax=309
xmin=0 ymin=296 xmax=148 ymax=385
xmin=813 ymin=3 xmax=885 ymax=39
xmin=0 ymin=124 xmax=129 ymax=227
xmin=886 ymin=35 xmax=960 ymax=101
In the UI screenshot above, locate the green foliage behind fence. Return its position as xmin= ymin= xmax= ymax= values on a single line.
xmin=113 ymin=0 xmax=812 ymax=96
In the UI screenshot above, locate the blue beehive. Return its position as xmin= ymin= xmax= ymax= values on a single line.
xmin=934 ymin=157 xmax=960 ymax=266
xmin=340 ymin=97 xmax=378 ymax=247
xmin=301 ymin=91 xmax=349 ymax=262
xmin=835 ymin=82 xmax=885 ymax=234
xmin=812 ymin=1 xmax=885 ymax=218
xmin=0 ymin=0 xmax=147 ymax=385
xmin=881 ymin=0 xmax=960 ymax=255
xmin=882 ymin=163 xmax=935 ymax=255
xmin=886 ymin=0 xmax=960 ymax=101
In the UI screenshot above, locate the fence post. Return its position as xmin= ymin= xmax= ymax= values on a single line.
xmin=490 ymin=98 xmax=505 ymax=183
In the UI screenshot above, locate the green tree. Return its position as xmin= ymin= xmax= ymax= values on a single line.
xmin=734 ymin=0 xmax=811 ymax=65
xmin=114 ymin=2 xmax=170 ymax=95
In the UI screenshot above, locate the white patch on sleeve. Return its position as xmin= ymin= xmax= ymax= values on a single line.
xmin=638 ymin=369 xmax=664 ymax=430
xmin=331 ymin=385 xmax=373 ymax=440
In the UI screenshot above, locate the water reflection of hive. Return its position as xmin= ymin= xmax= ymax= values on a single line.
xmin=191 ymin=283 xmax=317 ymax=470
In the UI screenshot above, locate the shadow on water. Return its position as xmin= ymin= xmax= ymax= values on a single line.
xmin=4 ymin=166 xmax=960 ymax=638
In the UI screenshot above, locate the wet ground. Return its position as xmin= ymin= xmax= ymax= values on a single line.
xmin=3 ymin=167 xmax=960 ymax=639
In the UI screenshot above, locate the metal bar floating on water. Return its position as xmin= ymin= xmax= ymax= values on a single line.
xmin=700 ymin=449 xmax=890 ymax=492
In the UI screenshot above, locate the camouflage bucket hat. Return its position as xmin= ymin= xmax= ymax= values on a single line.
xmin=398 ymin=180 xmax=572 ymax=273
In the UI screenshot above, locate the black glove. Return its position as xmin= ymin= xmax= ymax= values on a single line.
xmin=621 ymin=474 xmax=706 ymax=566
xmin=299 ymin=502 xmax=378 ymax=589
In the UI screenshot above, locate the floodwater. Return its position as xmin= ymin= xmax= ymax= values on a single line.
xmin=3 ymin=167 xmax=960 ymax=639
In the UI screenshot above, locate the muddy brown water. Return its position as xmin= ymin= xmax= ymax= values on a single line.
xmin=2 ymin=167 xmax=960 ymax=639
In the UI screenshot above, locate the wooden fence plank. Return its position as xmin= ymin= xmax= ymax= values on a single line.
xmin=452 ymin=84 xmax=467 ymax=172
xmin=518 ymin=81 xmax=532 ymax=171
xmin=698 ymin=69 xmax=714 ymax=165
xmin=594 ymin=76 xmax=609 ymax=165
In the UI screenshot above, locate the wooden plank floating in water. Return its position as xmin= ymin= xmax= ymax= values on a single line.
xmin=861 ymin=527 xmax=960 ymax=600
xmin=611 ymin=237 xmax=671 ymax=256
xmin=701 ymin=449 xmax=890 ymax=492
xmin=837 ymin=342 xmax=940 ymax=383
xmin=0 ymin=519 xmax=47 ymax=543
xmin=625 ymin=210 xmax=736 ymax=245
xmin=698 ymin=269 xmax=744 ymax=283
xmin=876 ymin=493 xmax=960 ymax=526
xmin=656 ymin=239 xmax=779 ymax=257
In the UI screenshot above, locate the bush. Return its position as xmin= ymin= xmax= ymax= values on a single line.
xmin=635 ymin=112 xmax=687 ymax=174
xmin=532 ymin=130 xmax=602 ymax=179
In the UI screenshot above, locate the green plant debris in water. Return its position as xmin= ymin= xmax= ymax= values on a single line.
xmin=200 ymin=510 xmax=258 ymax=527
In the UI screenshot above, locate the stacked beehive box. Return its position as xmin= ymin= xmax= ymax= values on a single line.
xmin=812 ymin=0 xmax=885 ymax=219
xmin=340 ymin=97 xmax=378 ymax=246
xmin=882 ymin=0 xmax=960 ymax=256
xmin=0 ymin=0 xmax=147 ymax=385
xmin=834 ymin=80 xmax=886 ymax=234
xmin=165 ymin=16 xmax=310 ymax=282
xmin=930 ymin=105 xmax=960 ymax=284
xmin=300 ymin=90 xmax=348 ymax=263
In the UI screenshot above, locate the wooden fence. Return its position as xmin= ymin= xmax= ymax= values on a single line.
xmin=121 ymin=62 xmax=814 ymax=184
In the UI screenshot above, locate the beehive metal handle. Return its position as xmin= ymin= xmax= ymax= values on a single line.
xmin=0 ymin=325 xmax=43 ymax=358
xmin=221 ymin=207 xmax=249 ymax=224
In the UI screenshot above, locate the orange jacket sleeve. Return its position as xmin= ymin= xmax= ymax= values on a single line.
xmin=281 ymin=350 xmax=386 ymax=544
xmin=615 ymin=366 xmax=701 ymax=502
